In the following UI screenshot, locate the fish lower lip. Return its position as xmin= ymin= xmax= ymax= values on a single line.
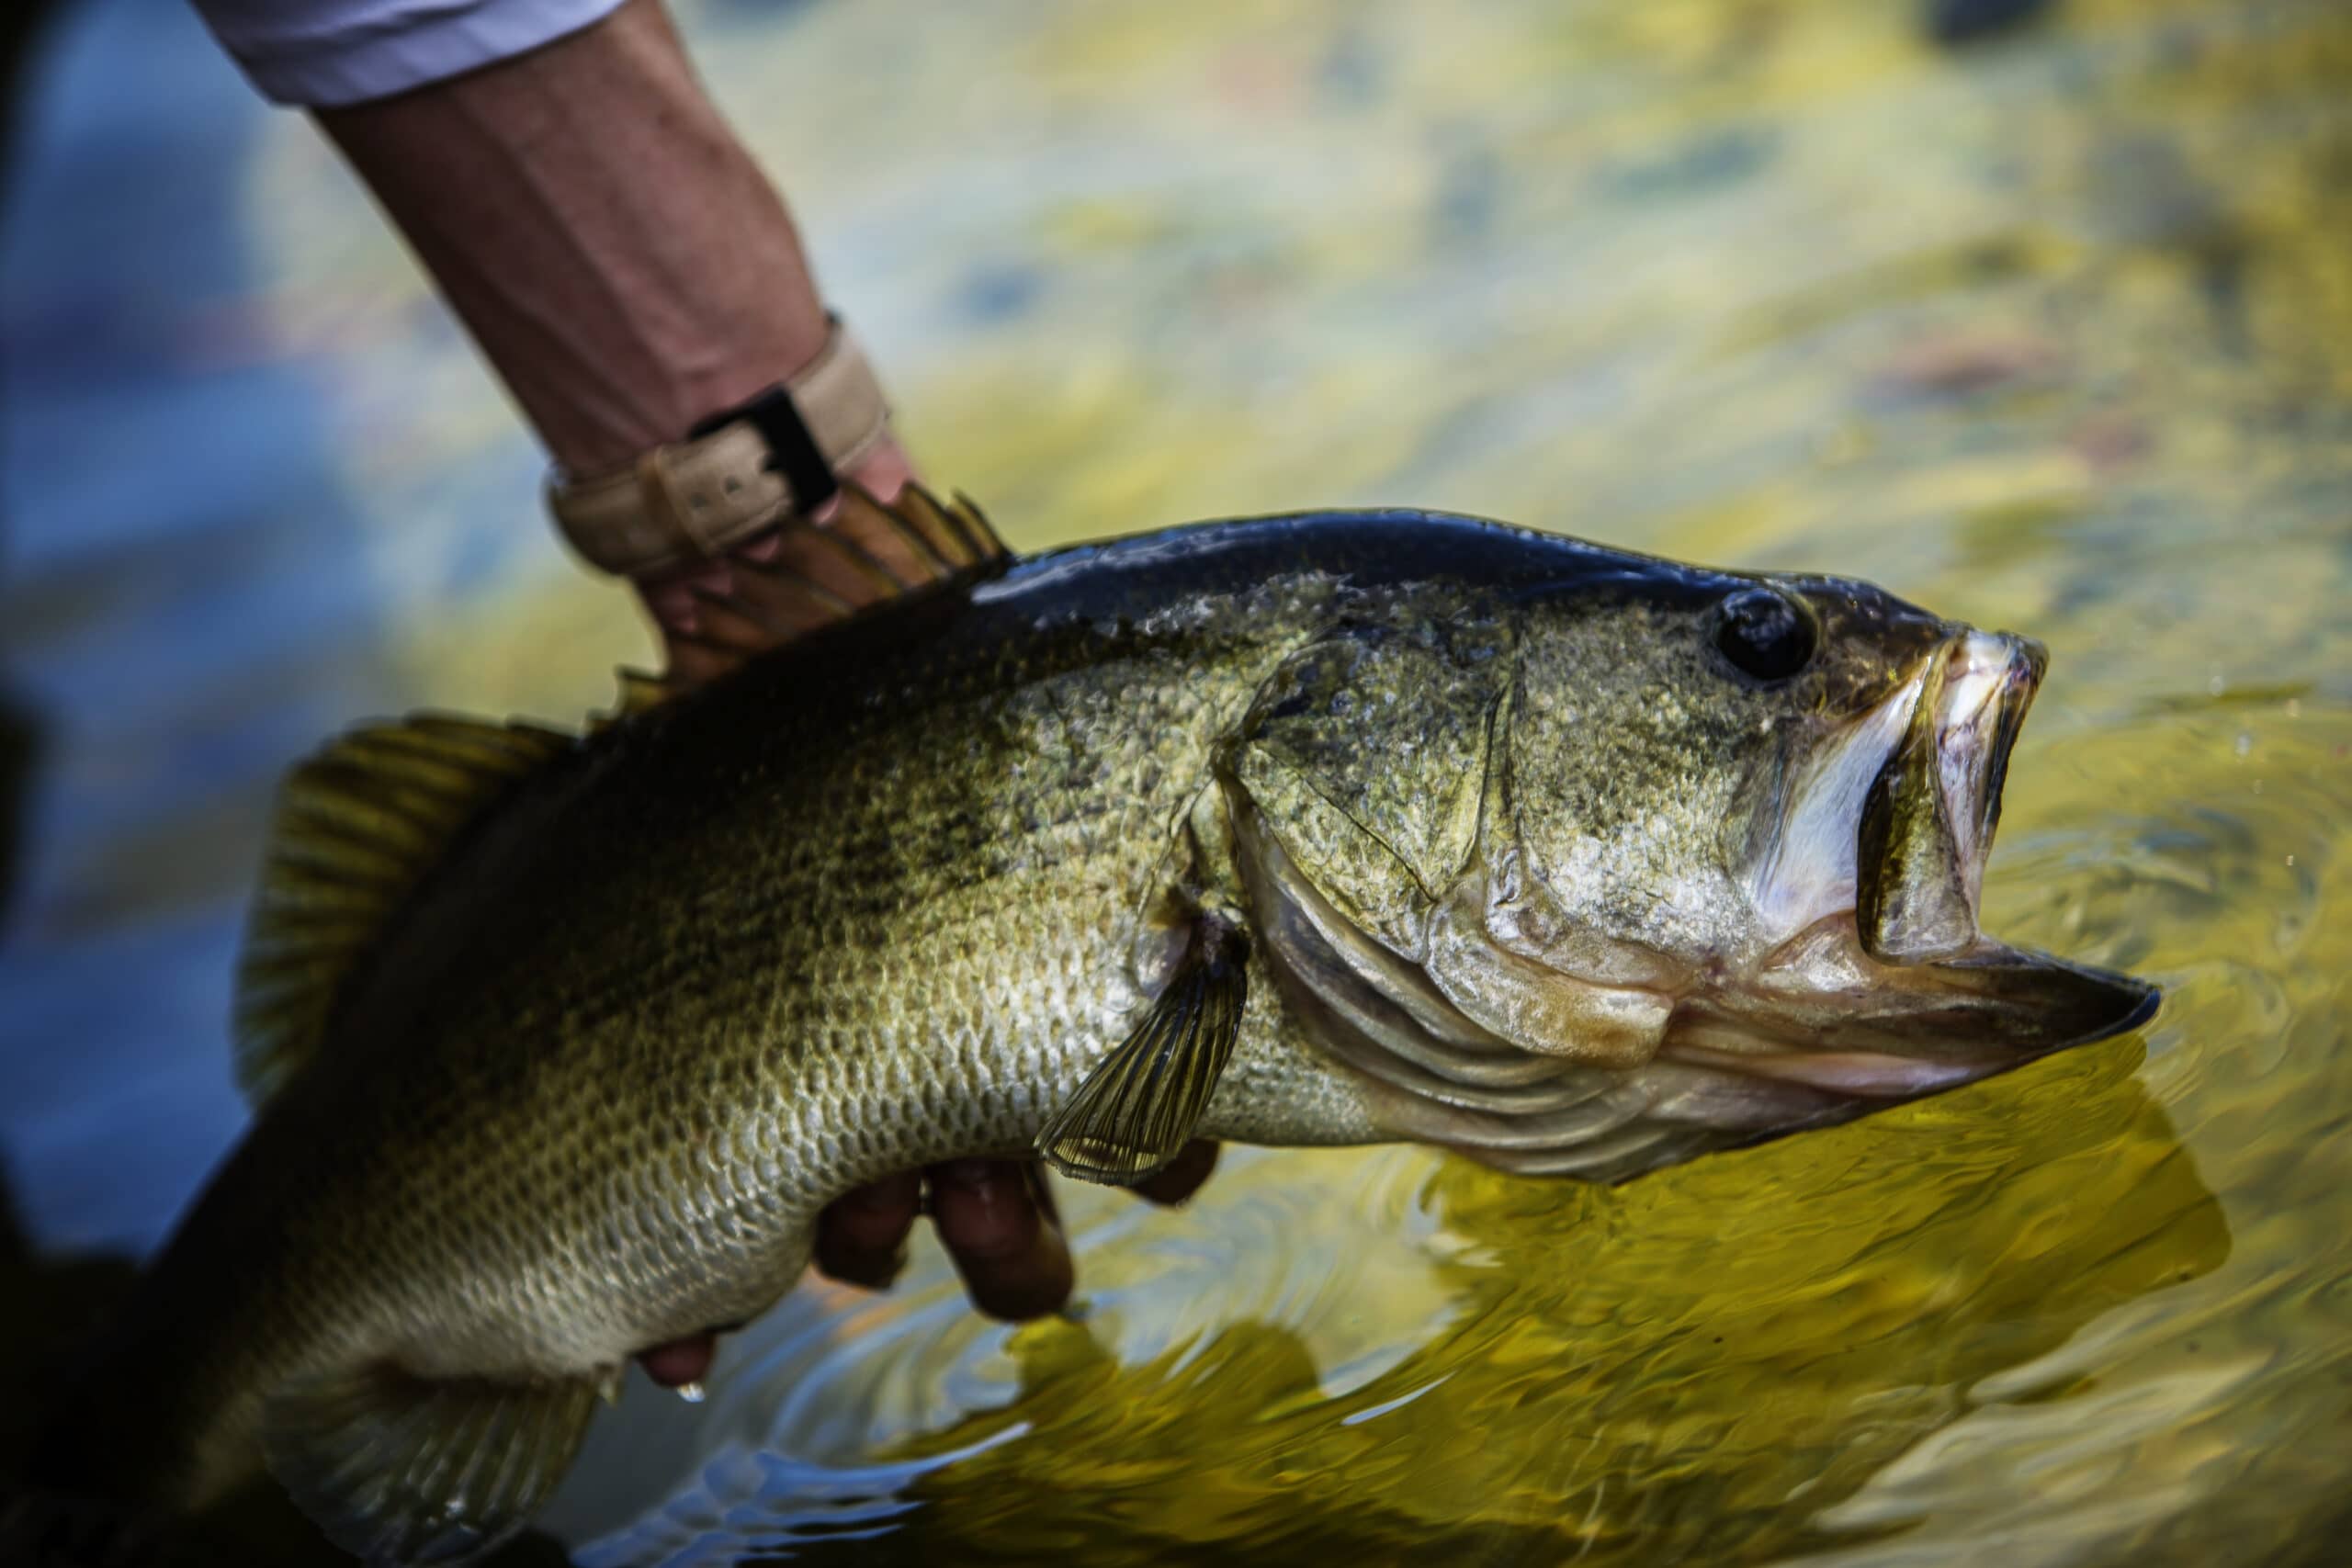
xmin=1667 ymin=1038 xmax=2000 ymax=1097
xmin=1673 ymin=927 xmax=2157 ymax=1102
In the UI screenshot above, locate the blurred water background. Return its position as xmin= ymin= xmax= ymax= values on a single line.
xmin=3 ymin=0 xmax=2348 ymax=1562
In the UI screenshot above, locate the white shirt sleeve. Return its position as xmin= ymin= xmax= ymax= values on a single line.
xmin=189 ymin=0 xmax=631 ymax=107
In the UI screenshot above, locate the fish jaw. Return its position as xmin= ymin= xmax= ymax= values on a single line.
xmin=1669 ymin=626 xmax=2152 ymax=1117
xmin=1672 ymin=915 xmax=2157 ymax=1096
xmin=1231 ymin=616 xmax=2154 ymax=1184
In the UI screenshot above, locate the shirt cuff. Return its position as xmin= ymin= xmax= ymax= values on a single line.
xmin=196 ymin=0 xmax=632 ymax=107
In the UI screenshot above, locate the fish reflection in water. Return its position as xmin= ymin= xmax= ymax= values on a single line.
xmin=560 ymin=1044 xmax=2224 ymax=1567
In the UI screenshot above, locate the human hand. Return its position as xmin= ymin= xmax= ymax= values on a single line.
xmin=816 ymin=1143 xmax=1224 ymax=1321
xmin=635 ymin=1146 xmax=1222 ymax=1390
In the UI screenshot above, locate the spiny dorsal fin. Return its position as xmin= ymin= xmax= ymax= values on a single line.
xmin=232 ymin=714 xmax=574 ymax=1107
xmin=658 ymin=482 xmax=1012 ymax=693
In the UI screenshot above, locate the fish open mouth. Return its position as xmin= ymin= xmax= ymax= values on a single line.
xmin=1662 ymin=628 xmax=2155 ymax=1113
xmin=1225 ymin=625 xmax=2155 ymax=1185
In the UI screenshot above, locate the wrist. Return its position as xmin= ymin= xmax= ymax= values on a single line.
xmin=548 ymin=314 xmax=900 ymax=581
xmin=605 ymin=295 xmax=835 ymax=479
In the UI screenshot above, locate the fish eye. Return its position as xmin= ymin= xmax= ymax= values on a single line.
xmin=1713 ymin=587 xmax=1819 ymax=682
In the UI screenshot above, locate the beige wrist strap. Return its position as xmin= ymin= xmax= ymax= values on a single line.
xmin=545 ymin=319 xmax=892 ymax=579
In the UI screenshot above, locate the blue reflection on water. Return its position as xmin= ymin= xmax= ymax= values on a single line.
xmin=1 ymin=0 xmax=387 ymax=1255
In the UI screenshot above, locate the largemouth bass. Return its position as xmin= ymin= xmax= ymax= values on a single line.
xmin=46 ymin=492 xmax=2154 ymax=1564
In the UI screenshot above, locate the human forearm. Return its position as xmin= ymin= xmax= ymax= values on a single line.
xmin=314 ymin=0 xmax=831 ymax=478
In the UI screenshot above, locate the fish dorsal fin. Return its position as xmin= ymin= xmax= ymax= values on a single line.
xmin=232 ymin=714 xmax=575 ymax=1106
xmin=661 ymin=482 xmax=1012 ymax=691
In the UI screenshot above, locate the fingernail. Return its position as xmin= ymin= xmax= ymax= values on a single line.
xmin=639 ymin=1332 xmax=717 ymax=1389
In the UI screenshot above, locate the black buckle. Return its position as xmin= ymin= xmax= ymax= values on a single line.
xmin=689 ymin=383 xmax=839 ymax=513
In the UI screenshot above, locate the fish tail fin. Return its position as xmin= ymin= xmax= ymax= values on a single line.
xmin=261 ymin=1364 xmax=598 ymax=1566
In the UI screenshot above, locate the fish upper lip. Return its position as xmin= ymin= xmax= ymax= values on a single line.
xmin=1852 ymin=629 xmax=2046 ymax=962
xmin=1935 ymin=629 xmax=2045 ymax=894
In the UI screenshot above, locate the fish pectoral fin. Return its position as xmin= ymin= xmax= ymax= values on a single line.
xmin=1037 ymin=918 xmax=1250 ymax=1186
xmin=261 ymin=1363 xmax=598 ymax=1567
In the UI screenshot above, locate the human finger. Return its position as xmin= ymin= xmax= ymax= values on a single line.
xmin=925 ymin=1157 xmax=1074 ymax=1322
